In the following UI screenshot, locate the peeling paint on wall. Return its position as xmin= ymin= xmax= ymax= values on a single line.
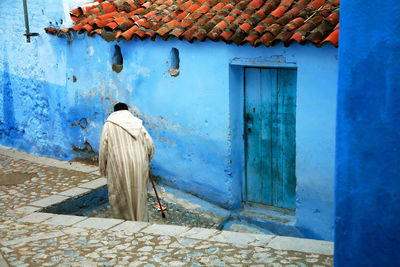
xmin=88 ymin=46 xmax=94 ymax=57
xmin=70 ymin=118 xmax=88 ymax=129
xmin=130 ymin=106 xmax=193 ymax=136
xmin=129 ymin=62 xmax=150 ymax=79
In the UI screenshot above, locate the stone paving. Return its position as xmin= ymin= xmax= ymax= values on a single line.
xmin=88 ymin=195 xmax=222 ymax=229
xmin=0 ymin=145 xmax=334 ymax=266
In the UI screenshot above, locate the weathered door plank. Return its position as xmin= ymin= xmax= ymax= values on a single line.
xmin=272 ymin=68 xmax=297 ymax=210
xmin=244 ymin=67 xmax=296 ymax=210
xmin=260 ymin=68 xmax=276 ymax=205
xmin=245 ymin=67 xmax=263 ymax=204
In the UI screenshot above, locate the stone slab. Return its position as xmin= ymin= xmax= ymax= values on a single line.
xmin=14 ymin=206 xmax=41 ymax=213
xmin=176 ymin=237 xmax=202 ymax=247
xmin=248 ymin=233 xmax=276 ymax=246
xmin=226 ymin=222 xmax=274 ymax=235
xmin=61 ymin=227 xmax=90 ymax=236
xmin=179 ymin=227 xmax=219 ymax=240
xmin=58 ymin=187 xmax=91 ymax=197
xmin=73 ymin=217 xmax=124 ymax=230
xmin=29 ymin=195 xmax=69 ymax=207
xmin=267 ymin=236 xmax=334 ymax=255
xmin=79 ymin=178 xmax=107 ymax=189
xmin=19 ymin=212 xmax=56 ymax=223
xmin=141 ymin=224 xmax=189 ymax=237
xmin=43 ymin=214 xmax=87 ymax=226
xmin=0 ymin=145 xmax=98 ymax=173
xmin=0 ymin=230 xmax=66 ymax=247
xmin=210 ymin=230 xmax=274 ymax=246
xmin=110 ymin=221 xmax=150 ymax=233
xmin=91 ymin=170 xmax=101 ymax=176
xmin=0 ymin=251 xmax=8 ymax=267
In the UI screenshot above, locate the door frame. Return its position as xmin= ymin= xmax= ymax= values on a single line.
xmin=229 ymin=57 xmax=297 ymax=209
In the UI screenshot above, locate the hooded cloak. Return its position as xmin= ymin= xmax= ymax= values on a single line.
xmin=99 ymin=110 xmax=155 ymax=221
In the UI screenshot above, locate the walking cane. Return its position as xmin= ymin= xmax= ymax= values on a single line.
xmin=149 ymin=170 xmax=166 ymax=218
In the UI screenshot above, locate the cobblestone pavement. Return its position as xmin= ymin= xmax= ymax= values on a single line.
xmin=0 ymin=146 xmax=333 ymax=266
xmin=88 ymin=195 xmax=222 ymax=229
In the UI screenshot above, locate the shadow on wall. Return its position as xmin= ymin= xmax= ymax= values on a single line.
xmin=1 ymin=47 xmax=24 ymax=144
xmin=112 ymin=45 xmax=123 ymax=73
xmin=69 ymin=116 xmax=99 ymax=164
xmin=168 ymin=47 xmax=180 ymax=77
xmin=72 ymin=140 xmax=97 ymax=164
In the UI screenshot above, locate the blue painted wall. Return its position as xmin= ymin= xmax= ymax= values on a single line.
xmin=0 ymin=0 xmax=337 ymax=240
xmin=335 ymin=1 xmax=400 ymax=265
xmin=0 ymin=1 xmax=71 ymax=158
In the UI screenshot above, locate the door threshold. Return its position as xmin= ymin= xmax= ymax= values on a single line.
xmin=238 ymin=202 xmax=296 ymax=225
xmin=219 ymin=202 xmax=303 ymax=238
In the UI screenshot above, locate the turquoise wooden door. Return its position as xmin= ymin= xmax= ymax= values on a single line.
xmin=244 ymin=67 xmax=297 ymax=210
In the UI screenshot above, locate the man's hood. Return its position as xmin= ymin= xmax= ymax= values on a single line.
xmin=106 ymin=110 xmax=143 ymax=138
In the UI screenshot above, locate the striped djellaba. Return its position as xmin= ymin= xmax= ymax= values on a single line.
xmin=99 ymin=110 xmax=155 ymax=221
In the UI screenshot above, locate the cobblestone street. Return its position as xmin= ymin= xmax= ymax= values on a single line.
xmin=0 ymin=146 xmax=333 ymax=266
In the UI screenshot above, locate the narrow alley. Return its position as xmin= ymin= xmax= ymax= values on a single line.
xmin=0 ymin=146 xmax=333 ymax=266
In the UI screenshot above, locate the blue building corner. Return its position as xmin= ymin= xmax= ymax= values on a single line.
xmin=335 ymin=0 xmax=400 ymax=266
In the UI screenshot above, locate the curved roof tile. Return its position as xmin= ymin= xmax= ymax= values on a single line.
xmin=45 ymin=0 xmax=339 ymax=47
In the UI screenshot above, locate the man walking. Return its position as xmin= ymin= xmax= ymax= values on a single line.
xmin=99 ymin=102 xmax=155 ymax=221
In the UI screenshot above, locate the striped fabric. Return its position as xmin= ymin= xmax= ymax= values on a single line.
xmin=99 ymin=110 xmax=155 ymax=221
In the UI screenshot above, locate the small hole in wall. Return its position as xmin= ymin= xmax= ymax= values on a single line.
xmin=168 ymin=47 xmax=180 ymax=77
xmin=112 ymin=45 xmax=123 ymax=73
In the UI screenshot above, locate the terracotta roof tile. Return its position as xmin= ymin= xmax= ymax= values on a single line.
xmin=83 ymin=24 xmax=94 ymax=32
xmin=321 ymin=22 xmax=338 ymax=46
xmin=193 ymin=28 xmax=208 ymax=40
xmin=71 ymin=23 xmax=84 ymax=31
xmin=81 ymin=3 xmax=98 ymax=16
xmin=171 ymin=26 xmax=186 ymax=36
xmin=70 ymin=8 xmax=82 ymax=18
xmin=121 ymin=25 xmax=138 ymax=40
xmin=46 ymin=0 xmax=339 ymax=47
xmin=183 ymin=25 xmax=199 ymax=41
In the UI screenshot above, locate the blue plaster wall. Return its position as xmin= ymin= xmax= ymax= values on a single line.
xmin=0 ymin=0 xmax=337 ymax=240
xmin=0 ymin=1 xmax=70 ymax=158
xmin=335 ymin=1 xmax=400 ymax=265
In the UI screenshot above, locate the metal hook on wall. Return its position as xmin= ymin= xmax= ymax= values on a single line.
xmin=23 ymin=0 xmax=39 ymax=43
